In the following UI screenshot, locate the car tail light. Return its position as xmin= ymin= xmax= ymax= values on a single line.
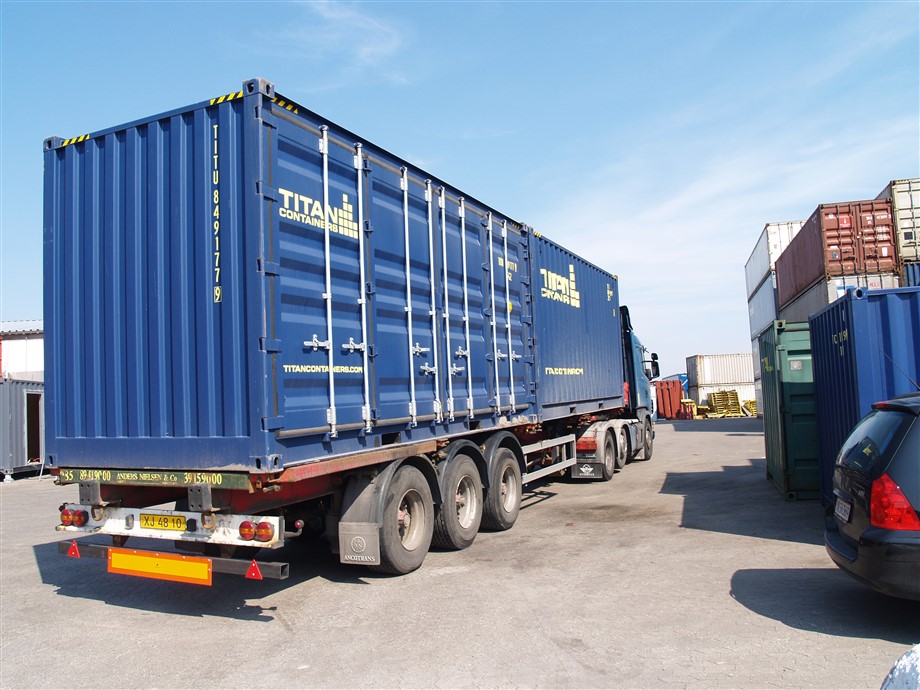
xmin=60 ymin=509 xmax=74 ymax=526
xmin=254 ymin=521 xmax=274 ymax=542
xmin=71 ymin=510 xmax=89 ymax=527
xmin=870 ymin=474 xmax=920 ymax=530
xmin=238 ymin=521 xmax=256 ymax=541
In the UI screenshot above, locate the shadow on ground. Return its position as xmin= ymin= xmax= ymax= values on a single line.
xmin=660 ymin=458 xmax=824 ymax=545
xmin=659 ymin=419 xmax=764 ymax=435
xmin=731 ymin=567 xmax=920 ymax=643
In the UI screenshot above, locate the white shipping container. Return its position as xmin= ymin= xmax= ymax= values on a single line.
xmin=744 ymin=221 xmax=805 ymax=298
xmin=686 ymin=353 xmax=755 ymax=387
xmin=748 ymin=273 xmax=777 ymax=338
xmin=777 ymin=273 xmax=900 ymax=324
xmin=690 ymin=383 xmax=757 ymax=408
xmin=754 ymin=379 xmax=763 ymax=419
xmin=877 ymin=178 xmax=920 ymax=263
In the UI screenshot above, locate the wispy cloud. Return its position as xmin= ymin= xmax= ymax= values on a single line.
xmin=260 ymin=1 xmax=411 ymax=92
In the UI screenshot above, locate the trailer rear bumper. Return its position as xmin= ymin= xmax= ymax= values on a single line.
xmin=58 ymin=540 xmax=289 ymax=584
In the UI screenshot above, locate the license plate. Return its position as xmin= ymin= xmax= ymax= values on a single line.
xmin=834 ymin=498 xmax=852 ymax=523
xmin=140 ymin=513 xmax=187 ymax=531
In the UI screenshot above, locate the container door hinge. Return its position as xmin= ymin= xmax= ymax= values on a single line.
xmin=262 ymin=416 xmax=284 ymax=431
xmin=258 ymin=258 xmax=280 ymax=276
xmin=260 ymin=337 xmax=282 ymax=353
xmin=256 ymin=182 xmax=279 ymax=201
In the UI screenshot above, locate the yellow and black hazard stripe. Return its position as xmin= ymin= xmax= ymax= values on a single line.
xmin=61 ymin=134 xmax=91 ymax=148
xmin=272 ymin=98 xmax=299 ymax=115
xmin=209 ymin=90 xmax=244 ymax=106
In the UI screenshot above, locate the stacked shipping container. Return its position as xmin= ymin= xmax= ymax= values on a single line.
xmin=774 ymin=199 xmax=900 ymax=321
xmin=877 ymin=179 xmax=920 ymax=286
xmin=744 ymin=221 xmax=804 ymax=417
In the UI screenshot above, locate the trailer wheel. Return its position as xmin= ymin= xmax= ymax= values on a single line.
xmin=616 ymin=427 xmax=629 ymax=469
xmin=600 ymin=430 xmax=617 ymax=481
xmin=482 ymin=448 xmax=521 ymax=531
xmin=433 ymin=455 xmax=483 ymax=550
xmin=371 ymin=465 xmax=434 ymax=575
xmin=641 ymin=418 xmax=654 ymax=460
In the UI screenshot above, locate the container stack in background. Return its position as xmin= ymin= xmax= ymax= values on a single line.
xmin=877 ymin=179 xmax=920 ymax=286
xmin=685 ymin=354 xmax=755 ymax=415
xmin=774 ymin=198 xmax=900 ymax=323
xmin=744 ymin=221 xmax=804 ymax=418
xmin=745 ymin=177 xmax=920 ymax=502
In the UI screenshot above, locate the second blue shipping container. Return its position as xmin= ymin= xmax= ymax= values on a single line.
xmin=809 ymin=287 xmax=920 ymax=505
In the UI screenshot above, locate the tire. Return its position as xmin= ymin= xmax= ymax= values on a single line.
xmin=481 ymin=448 xmax=522 ymax=531
xmin=433 ymin=455 xmax=483 ymax=550
xmin=641 ymin=418 xmax=654 ymax=461
xmin=599 ymin=430 xmax=616 ymax=482
xmin=370 ymin=465 xmax=434 ymax=575
xmin=615 ymin=427 xmax=629 ymax=469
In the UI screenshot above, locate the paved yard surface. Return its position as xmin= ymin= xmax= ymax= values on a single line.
xmin=1 ymin=419 xmax=917 ymax=688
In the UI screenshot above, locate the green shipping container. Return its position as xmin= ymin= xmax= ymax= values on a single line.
xmin=759 ymin=321 xmax=819 ymax=500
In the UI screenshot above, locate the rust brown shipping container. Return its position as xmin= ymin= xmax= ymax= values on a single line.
xmin=654 ymin=380 xmax=683 ymax=420
xmin=775 ymin=199 xmax=898 ymax=309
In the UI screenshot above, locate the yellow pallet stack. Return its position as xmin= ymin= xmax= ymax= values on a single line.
xmin=707 ymin=390 xmax=744 ymax=418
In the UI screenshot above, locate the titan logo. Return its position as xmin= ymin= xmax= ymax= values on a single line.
xmin=540 ymin=265 xmax=580 ymax=308
xmin=278 ymin=188 xmax=359 ymax=240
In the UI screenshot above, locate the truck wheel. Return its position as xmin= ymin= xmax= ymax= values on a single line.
xmin=615 ymin=427 xmax=630 ymax=469
xmin=600 ymin=430 xmax=616 ymax=481
xmin=641 ymin=419 xmax=654 ymax=460
xmin=433 ymin=455 xmax=483 ymax=550
xmin=482 ymin=448 xmax=521 ymax=531
xmin=371 ymin=465 xmax=434 ymax=575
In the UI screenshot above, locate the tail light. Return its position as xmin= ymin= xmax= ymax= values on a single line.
xmin=870 ymin=474 xmax=920 ymax=530
xmin=254 ymin=521 xmax=274 ymax=542
xmin=238 ymin=521 xmax=256 ymax=541
xmin=71 ymin=510 xmax=89 ymax=527
xmin=60 ymin=509 xmax=74 ymax=526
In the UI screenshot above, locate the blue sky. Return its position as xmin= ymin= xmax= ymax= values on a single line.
xmin=1 ymin=1 xmax=917 ymax=376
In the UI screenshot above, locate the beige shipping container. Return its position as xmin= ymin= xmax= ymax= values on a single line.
xmin=877 ymin=178 xmax=920 ymax=263
xmin=686 ymin=353 xmax=755 ymax=388
xmin=777 ymin=273 xmax=900 ymax=323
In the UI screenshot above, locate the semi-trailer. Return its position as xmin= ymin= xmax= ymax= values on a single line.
xmin=45 ymin=78 xmax=659 ymax=583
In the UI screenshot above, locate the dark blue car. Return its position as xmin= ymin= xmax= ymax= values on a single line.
xmin=825 ymin=393 xmax=920 ymax=600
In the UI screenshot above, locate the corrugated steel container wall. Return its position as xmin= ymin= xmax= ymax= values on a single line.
xmin=653 ymin=379 xmax=682 ymax=420
xmin=751 ymin=336 xmax=761 ymax=381
xmin=775 ymin=199 xmax=898 ymax=309
xmin=809 ymin=287 xmax=920 ymax=505
xmin=744 ymin=221 xmax=804 ymax=298
xmin=43 ymin=80 xmax=544 ymax=473
xmin=878 ymin=178 xmax=920 ymax=263
xmin=686 ymin=353 xmax=755 ymax=387
xmin=754 ymin=379 xmax=763 ymax=419
xmin=904 ymin=262 xmax=920 ymax=287
xmin=758 ymin=322 xmax=818 ymax=500
xmin=531 ymin=234 xmax=623 ymax=418
xmin=690 ymin=383 xmax=756 ymax=407
xmin=748 ymin=273 xmax=778 ymax=338
xmin=777 ymin=273 xmax=900 ymax=323
xmin=0 ymin=380 xmax=44 ymax=475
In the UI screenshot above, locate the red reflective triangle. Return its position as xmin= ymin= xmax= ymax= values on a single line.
xmin=67 ymin=541 xmax=80 ymax=558
xmin=245 ymin=560 xmax=263 ymax=580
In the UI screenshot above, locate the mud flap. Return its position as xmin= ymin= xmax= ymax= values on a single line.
xmin=570 ymin=462 xmax=603 ymax=480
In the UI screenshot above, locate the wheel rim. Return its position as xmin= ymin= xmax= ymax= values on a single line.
xmin=499 ymin=464 xmax=519 ymax=512
xmin=645 ymin=422 xmax=652 ymax=453
xmin=604 ymin=435 xmax=615 ymax=473
xmin=397 ymin=488 xmax=425 ymax=550
xmin=455 ymin=474 xmax=479 ymax=529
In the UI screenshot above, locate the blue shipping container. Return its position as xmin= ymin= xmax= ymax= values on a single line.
xmin=903 ymin=262 xmax=920 ymax=287
xmin=43 ymin=79 xmax=629 ymax=475
xmin=809 ymin=287 xmax=920 ymax=505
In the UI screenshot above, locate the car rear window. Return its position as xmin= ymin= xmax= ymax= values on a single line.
xmin=836 ymin=409 xmax=914 ymax=473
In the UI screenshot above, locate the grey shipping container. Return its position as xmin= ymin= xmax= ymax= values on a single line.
xmin=877 ymin=178 xmax=920 ymax=264
xmin=686 ymin=354 xmax=754 ymax=388
xmin=748 ymin=273 xmax=778 ymax=338
xmin=777 ymin=273 xmax=900 ymax=324
xmin=0 ymin=379 xmax=44 ymax=478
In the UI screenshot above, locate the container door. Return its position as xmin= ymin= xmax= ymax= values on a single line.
xmin=364 ymin=165 xmax=439 ymax=427
xmin=270 ymin=123 xmax=369 ymax=436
